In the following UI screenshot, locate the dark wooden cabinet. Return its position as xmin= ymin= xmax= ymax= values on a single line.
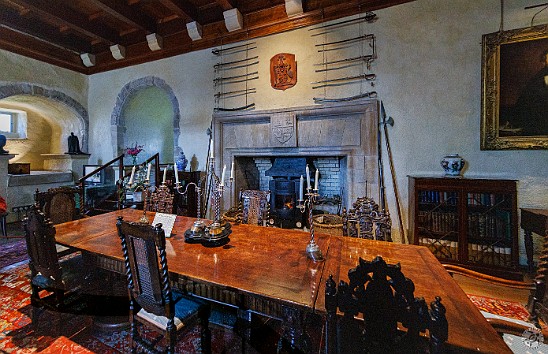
xmin=408 ymin=176 xmax=520 ymax=280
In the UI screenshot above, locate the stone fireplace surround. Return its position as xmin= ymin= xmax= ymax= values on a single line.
xmin=212 ymin=99 xmax=380 ymax=213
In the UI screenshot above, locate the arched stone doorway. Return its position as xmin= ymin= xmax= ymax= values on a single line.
xmin=111 ymin=76 xmax=180 ymax=163
xmin=0 ymin=83 xmax=89 ymax=166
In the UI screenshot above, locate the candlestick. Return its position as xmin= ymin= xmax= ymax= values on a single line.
xmin=230 ymin=161 xmax=234 ymax=179
xmin=306 ymin=165 xmax=311 ymax=190
xmin=146 ymin=163 xmax=151 ymax=181
xmin=174 ymin=164 xmax=179 ymax=184
xmin=128 ymin=165 xmax=135 ymax=185
xmin=162 ymin=165 xmax=167 ymax=183
xmin=299 ymin=175 xmax=304 ymax=200
xmin=209 ymin=139 xmax=214 ymax=159
xmin=220 ymin=164 xmax=226 ymax=186
xmin=314 ymin=169 xmax=319 ymax=190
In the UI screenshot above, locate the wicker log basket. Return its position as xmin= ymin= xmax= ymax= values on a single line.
xmin=313 ymin=214 xmax=343 ymax=236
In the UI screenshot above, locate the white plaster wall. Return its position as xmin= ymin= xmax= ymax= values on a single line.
xmin=91 ymin=0 xmax=548 ymax=263
xmin=88 ymin=51 xmax=216 ymax=167
xmin=0 ymin=49 xmax=88 ymax=105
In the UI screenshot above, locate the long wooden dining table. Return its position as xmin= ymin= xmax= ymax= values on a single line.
xmin=54 ymin=208 xmax=511 ymax=353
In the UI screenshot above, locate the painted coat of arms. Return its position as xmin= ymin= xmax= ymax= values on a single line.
xmin=270 ymin=53 xmax=297 ymax=90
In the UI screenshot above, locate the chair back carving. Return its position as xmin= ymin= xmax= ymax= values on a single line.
xmin=238 ymin=189 xmax=271 ymax=225
xmin=23 ymin=204 xmax=64 ymax=294
xmin=35 ymin=186 xmax=82 ymax=225
xmin=117 ymin=217 xmax=173 ymax=318
xmin=342 ymin=197 xmax=392 ymax=241
xmin=325 ymin=256 xmax=448 ymax=353
xmin=147 ymin=185 xmax=174 ymax=214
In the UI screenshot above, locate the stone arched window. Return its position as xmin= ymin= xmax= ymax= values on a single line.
xmin=0 ymin=83 xmax=89 ymax=152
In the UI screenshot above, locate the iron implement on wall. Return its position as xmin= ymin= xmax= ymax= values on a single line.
xmin=314 ymin=55 xmax=374 ymax=73
xmin=214 ymin=88 xmax=256 ymax=99
xmin=270 ymin=53 xmax=297 ymax=91
xmin=212 ymin=42 xmax=256 ymax=56
xmin=311 ymin=73 xmax=376 ymax=89
xmin=313 ymin=91 xmax=377 ymax=103
xmin=214 ymin=56 xmax=259 ymax=71
xmin=214 ymin=103 xmax=255 ymax=112
xmin=309 ymin=12 xmax=377 ymax=35
xmin=315 ymin=34 xmax=374 ymax=47
xmin=214 ymin=71 xmax=258 ymax=86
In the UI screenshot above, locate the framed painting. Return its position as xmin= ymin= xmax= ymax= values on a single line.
xmin=481 ymin=25 xmax=548 ymax=150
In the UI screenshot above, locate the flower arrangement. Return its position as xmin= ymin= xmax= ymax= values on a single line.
xmin=126 ymin=143 xmax=144 ymax=165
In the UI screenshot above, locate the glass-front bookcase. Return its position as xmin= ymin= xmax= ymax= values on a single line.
xmin=408 ymin=176 xmax=519 ymax=280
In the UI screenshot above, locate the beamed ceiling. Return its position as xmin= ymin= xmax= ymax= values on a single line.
xmin=0 ymin=0 xmax=414 ymax=74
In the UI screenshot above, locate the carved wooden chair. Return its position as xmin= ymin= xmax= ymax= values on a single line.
xmin=0 ymin=211 xmax=7 ymax=237
xmin=325 ymin=256 xmax=448 ymax=353
xmin=146 ymin=184 xmax=175 ymax=214
xmin=23 ymin=204 xmax=89 ymax=333
xmin=237 ymin=189 xmax=271 ymax=225
xmin=116 ymin=217 xmax=211 ymax=353
xmin=342 ymin=197 xmax=392 ymax=241
xmin=35 ymin=186 xmax=84 ymax=225
xmin=35 ymin=186 xmax=86 ymax=256
xmin=443 ymin=264 xmax=548 ymax=343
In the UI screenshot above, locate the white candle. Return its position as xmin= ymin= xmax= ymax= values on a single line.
xmin=174 ymin=164 xmax=179 ymax=184
xmin=209 ymin=139 xmax=214 ymax=159
xmin=306 ymin=165 xmax=311 ymax=190
xmin=146 ymin=163 xmax=151 ymax=181
xmin=128 ymin=165 xmax=135 ymax=185
xmin=314 ymin=169 xmax=319 ymax=190
xmin=299 ymin=175 xmax=304 ymax=200
xmin=230 ymin=161 xmax=234 ymax=179
xmin=220 ymin=164 xmax=226 ymax=186
xmin=163 ymin=165 xmax=168 ymax=183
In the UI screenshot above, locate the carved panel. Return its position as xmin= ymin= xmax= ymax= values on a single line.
xmin=270 ymin=113 xmax=297 ymax=147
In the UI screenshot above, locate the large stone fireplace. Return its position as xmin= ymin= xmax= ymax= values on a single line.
xmin=212 ymin=99 xmax=380 ymax=221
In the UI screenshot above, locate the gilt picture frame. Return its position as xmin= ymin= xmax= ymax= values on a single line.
xmin=481 ymin=25 xmax=548 ymax=150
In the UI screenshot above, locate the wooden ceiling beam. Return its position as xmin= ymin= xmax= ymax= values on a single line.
xmin=7 ymin=0 xmax=122 ymax=45
xmin=0 ymin=26 xmax=88 ymax=73
xmin=0 ymin=6 xmax=92 ymax=53
xmin=214 ymin=0 xmax=235 ymax=11
xmin=158 ymin=0 xmax=202 ymax=24
xmin=87 ymin=0 xmax=157 ymax=33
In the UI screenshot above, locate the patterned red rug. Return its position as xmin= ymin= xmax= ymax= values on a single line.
xmin=467 ymin=293 xmax=531 ymax=322
xmin=0 ymin=239 xmax=28 ymax=269
xmin=0 ymin=262 xmax=260 ymax=353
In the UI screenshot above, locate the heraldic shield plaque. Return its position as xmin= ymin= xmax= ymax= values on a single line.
xmin=270 ymin=53 xmax=297 ymax=91
xmin=270 ymin=113 xmax=297 ymax=147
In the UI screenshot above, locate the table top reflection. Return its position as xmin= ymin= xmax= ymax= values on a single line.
xmin=54 ymin=208 xmax=510 ymax=353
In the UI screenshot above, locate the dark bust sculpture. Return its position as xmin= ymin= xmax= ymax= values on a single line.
xmin=67 ymin=132 xmax=82 ymax=154
xmin=0 ymin=134 xmax=8 ymax=154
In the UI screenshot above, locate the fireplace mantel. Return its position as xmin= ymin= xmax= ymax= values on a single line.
xmin=212 ymin=99 xmax=379 ymax=212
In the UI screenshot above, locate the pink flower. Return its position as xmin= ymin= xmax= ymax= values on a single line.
xmin=125 ymin=143 xmax=144 ymax=157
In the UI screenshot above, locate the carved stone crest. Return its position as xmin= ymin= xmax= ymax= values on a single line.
xmin=270 ymin=53 xmax=297 ymax=90
xmin=270 ymin=113 xmax=296 ymax=147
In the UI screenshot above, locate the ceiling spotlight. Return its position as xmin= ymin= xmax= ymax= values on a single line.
xmin=186 ymin=21 xmax=203 ymax=41
xmin=285 ymin=0 xmax=303 ymax=17
xmin=223 ymin=8 xmax=243 ymax=32
xmin=146 ymin=33 xmax=163 ymax=51
xmin=109 ymin=44 xmax=126 ymax=60
xmin=80 ymin=53 xmax=96 ymax=67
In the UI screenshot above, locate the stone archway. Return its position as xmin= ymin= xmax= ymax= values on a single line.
xmin=111 ymin=76 xmax=180 ymax=161
xmin=0 ymin=82 xmax=89 ymax=151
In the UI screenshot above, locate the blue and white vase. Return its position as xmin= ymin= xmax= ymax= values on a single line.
xmin=176 ymin=150 xmax=188 ymax=172
xmin=441 ymin=154 xmax=465 ymax=176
